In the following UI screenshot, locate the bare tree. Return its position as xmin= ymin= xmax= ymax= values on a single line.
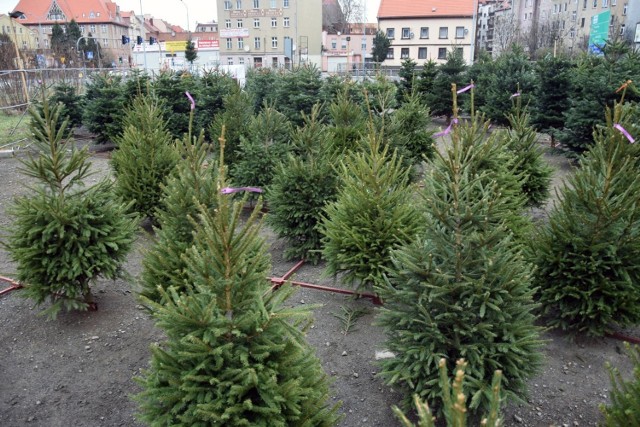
xmin=339 ymin=0 xmax=364 ymax=30
xmin=323 ymin=0 xmax=364 ymax=34
xmin=492 ymin=14 xmax=521 ymax=56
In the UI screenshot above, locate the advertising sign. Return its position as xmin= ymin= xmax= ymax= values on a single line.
xmin=588 ymin=10 xmax=611 ymax=54
xmin=220 ymin=28 xmax=250 ymax=38
xmin=197 ymin=39 xmax=219 ymax=49
xmin=165 ymin=41 xmax=188 ymax=52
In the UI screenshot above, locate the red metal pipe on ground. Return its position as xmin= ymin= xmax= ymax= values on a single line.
xmin=606 ymin=331 xmax=640 ymax=345
xmin=0 ymin=276 xmax=22 ymax=296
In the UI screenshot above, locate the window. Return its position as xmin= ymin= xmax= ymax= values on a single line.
xmin=236 ymin=0 xmax=242 ymax=8
xmin=271 ymin=36 xmax=278 ymax=48
xmin=439 ymin=27 xmax=448 ymax=39
xmin=270 ymin=0 xmax=277 ymax=7
xmin=44 ymin=38 xmax=49 ymax=48
xmin=420 ymin=27 xmax=429 ymax=39
xmin=438 ymin=47 xmax=446 ymax=59
xmin=583 ymin=0 xmax=587 ymax=7
xmin=90 ymin=24 xmax=96 ymax=33
xmin=612 ymin=0 xmax=616 ymax=4
xmin=386 ymin=48 xmax=394 ymax=59
xmin=253 ymin=0 xmax=260 ymax=8
xmin=331 ymin=39 xmax=336 ymax=49
xmin=620 ymin=24 xmax=626 ymax=35
xmin=456 ymin=26 xmax=465 ymax=38
xmin=272 ymin=57 xmax=278 ymax=67
xmin=456 ymin=47 xmax=463 ymax=57
xmin=254 ymin=18 xmax=260 ymax=28
xmin=103 ymin=38 xmax=108 ymax=47
xmin=226 ymin=38 xmax=232 ymax=49
xmin=254 ymin=37 xmax=261 ymax=49
xmin=228 ymin=57 xmax=234 ymax=65
xmin=283 ymin=0 xmax=289 ymax=7
xmin=400 ymin=47 xmax=409 ymax=59
xmin=341 ymin=38 xmax=347 ymax=48
xmin=602 ymin=0 xmax=608 ymax=6
xmin=418 ymin=47 xmax=427 ymax=59
xmin=623 ymin=2 xmax=627 ymax=15
xmin=554 ymin=4 xmax=559 ymax=12
xmin=564 ymin=2 xmax=568 ymax=10
xmin=224 ymin=0 xmax=232 ymax=10
xmin=101 ymin=24 xmax=107 ymax=33
xmin=271 ymin=17 xmax=277 ymax=27
xmin=239 ymin=57 xmax=245 ymax=65
xmin=47 ymin=3 xmax=66 ymax=20
xmin=80 ymin=25 xmax=85 ymax=33
xmin=225 ymin=19 xmax=231 ymax=28
xmin=401 ymin=27 xmax=410 ymax=39
xmin=237 ymin=19 xmax=243 ymax=28
xmin=572 ymin=11 xmax=577 ymax=20
xmin=581 ymin=17 xmax=585 ymax=27
xmin=386 ymin=28 xmax=395 ymax=39
xmin=283 ymin=17 xmax=290 ymax=27
xmin=361 ymin=41 xmax=366 ymax=49
xmin=238 ymin=38 xmax=244 ymax=49
xmin=254 ymin=57 xmax=262 ymax=67
xmin=593 ymin=0 xmax=597 ymax=7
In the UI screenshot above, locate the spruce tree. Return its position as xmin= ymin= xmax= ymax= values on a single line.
xmin=601 ymin=343 xmax=640 ymax=426
xmin=396 ymin=58 xmax=417 ymax=104
xmin=83 ymin=73 xmax=125 ymax=144
xmin=532 ymin=100 xmax=640 ymax=336
xmin=140 ymin=126 xmax=219 ymax=305
xmin=267 ymin=106 xmax=337 ymax=263
xmin=185 ymin=38 xmax=198 ymax=65
xmin=386 ymin=90 xmax=436 ymax=173
xmin=425 ymin=50 xmax=467 ymax=122
xmin=325 ymin=88 xmax=368 ymax=155
xmin=111 ymin=94 xmax=179 ymax=222
xmin=209 ymin=84 xmax=254 ymax=167
xmin=2 ymin=97 xmax=137 ymax=318
xmin=320 ymin=132 xmax=423 ymax=290
xmin=530 ymin=55 xmax=572 ymax=146
xmin=135 ymin=139 xmax=340 ymax=426
xmin=231 ymin=104 xmax=292 ymax=193
xmin=377 ymin=92 xmax=543 ymax=415
xmin=500 ymin=97 xmax=553 ymax=207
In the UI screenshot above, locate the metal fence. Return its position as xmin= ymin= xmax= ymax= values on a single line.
xmin=0 ymin=67 xmax=115 ymax=111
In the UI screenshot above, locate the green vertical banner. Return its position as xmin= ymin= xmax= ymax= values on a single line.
xmin=588 ymin=10 xmax=611 ymax=55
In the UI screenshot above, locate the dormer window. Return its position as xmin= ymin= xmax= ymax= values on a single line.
xmin=47 ymin=1 xmax=66 ymax=21
xmin=90 ymin=12 xmax=95 ymax=18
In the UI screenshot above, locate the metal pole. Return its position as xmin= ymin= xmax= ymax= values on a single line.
xmin=139 ymin=0 xmax=148 ymax=70
xmin=8 ymin=12 xmax=29 ymax=105
xmin=180 ymin=0 xmax=190 ymax=32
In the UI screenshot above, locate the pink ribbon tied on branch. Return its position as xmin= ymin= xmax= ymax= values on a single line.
xmin=185 ymin=91 xmax=195 ymax=111
xmin=456 ymin=84 xmax=475 ymax=94
xmin=221 ymin=187 xmax=264 ymax=194
xmin=510 ymin=92 xmax=521 ymax=98
xmin=613 ymin=124 xmax=635 ymax=143
xmin=434 ymin=118 xmax=459 ymax=138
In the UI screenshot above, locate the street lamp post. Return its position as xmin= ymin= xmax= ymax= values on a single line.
xmin=8 ymin=10 xmax=29 ymax=105
xmin=179 ymin=0 xmax=190 ymax=33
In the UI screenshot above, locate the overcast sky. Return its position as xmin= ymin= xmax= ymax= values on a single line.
xmin=1 ymin=0 xmax=381 ymax=32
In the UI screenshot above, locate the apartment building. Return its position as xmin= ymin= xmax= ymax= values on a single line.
xmin=377 ymin=0 xmax=476 ymax=66
xmin=10 ymin=0 xmax=132 ymax=66
xmin=216 ymin=0 xmax=322 ymax=69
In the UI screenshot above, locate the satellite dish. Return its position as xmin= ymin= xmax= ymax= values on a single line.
xmin=244 ymin=45 xmax=250 ymax=52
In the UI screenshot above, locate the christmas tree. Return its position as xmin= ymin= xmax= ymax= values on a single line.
xmin=501 ymin=95 xmax=553 ymax=207
xmin=111 ymin=94 xmax=179 ymax=223
xmin=321 ymin=131 xmax=423 ymax=290
xmin=3 ymin=96 xmax=137 ymax=318
xmin=533 ymin=97 xmax=640 ymax=336
xmin=267 ymin=106 xmax=337 ymax=264
xmin=135 ymin=135 xmax=340 ymax=426
xmin=377 ymin=87 xmax=543 ymax=415
xmin=140 ymin=123 xmax=219 ymax=304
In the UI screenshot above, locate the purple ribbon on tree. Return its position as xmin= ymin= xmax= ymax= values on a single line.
xmin=510 ymin=92 xmax=521 ymax=98
xmin=614 ymin=124 xmax=635 ymax=143
xmin=185 ymin=91 xmax=195 ymax=111
xmin=434 ymin=118 xmax=459 ymax=137
xmin=221 ymin=187 xmax=264 ymax=194
xmin=456 ymin=84 xmax=475 ymax=94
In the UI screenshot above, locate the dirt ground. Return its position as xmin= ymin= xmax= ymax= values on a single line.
xmin=0 ymin=141 xmax=638 ymax=427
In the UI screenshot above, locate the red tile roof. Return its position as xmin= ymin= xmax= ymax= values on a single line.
xmin=11 ymin=0 xmax=127 ymax=26
xmin=378 ymin=0 xmax=476 ymax=19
